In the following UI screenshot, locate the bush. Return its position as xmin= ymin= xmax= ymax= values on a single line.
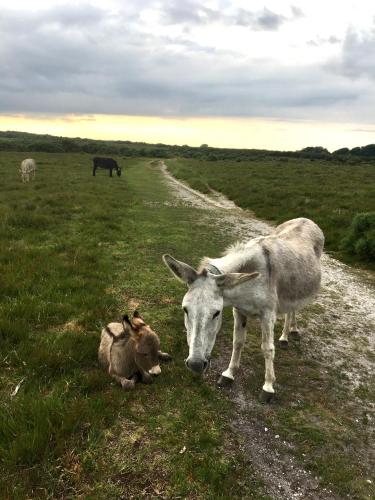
xmin=341 ymin=212 xmax=375 ymax=261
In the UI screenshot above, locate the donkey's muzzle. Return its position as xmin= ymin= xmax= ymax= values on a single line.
xmin=186 ymin=358 xmax=208 ymax=374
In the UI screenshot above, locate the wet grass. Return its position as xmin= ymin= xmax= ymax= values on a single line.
xmin=167 ymin=157 xmax=375 ymax=266
xmin=0 ymin=152 xmax=266 ymax=498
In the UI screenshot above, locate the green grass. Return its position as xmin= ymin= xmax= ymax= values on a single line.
xmin=167 ymin=157 xmax=375 ymax=265
xmin=1 ymin=152 xmax=374 ymax=499
xmin=0 ymin=152 xmax=266 ymax=498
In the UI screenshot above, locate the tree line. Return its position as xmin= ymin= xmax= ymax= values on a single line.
xmin=1 ymin=131 xmax=375 ymax=163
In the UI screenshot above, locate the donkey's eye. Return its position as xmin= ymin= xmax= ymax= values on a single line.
xmin=212 ymin=310 xmax=220 ymax=319
xmin=183 ymin=307 xmax=188 ymax=316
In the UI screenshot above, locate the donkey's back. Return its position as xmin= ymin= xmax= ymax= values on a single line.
xmin=274 ymin=217 xmax=324 ymax=256
xmin=262 ymin=218 xmax=324 ymax=312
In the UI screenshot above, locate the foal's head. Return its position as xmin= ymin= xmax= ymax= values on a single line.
xmin=123 ymin=311 xmax=161 ymax=375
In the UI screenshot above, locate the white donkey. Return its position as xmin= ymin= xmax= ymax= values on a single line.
xmin=163 ymin=218 xmax=324 ymax=402
xmin=20 ymin=158 xmax=37 ymax=182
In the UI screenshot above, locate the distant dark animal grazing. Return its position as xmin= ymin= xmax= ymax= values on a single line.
xmin=98 ymin=311 xmax=172 ymax=390
xmin=163 ymin=217 xmax=324 ymax=402
xmin=20 ymin=158 xmax=36 ymax=182
xmin=92 ymin=157 xmax=122 ymax=177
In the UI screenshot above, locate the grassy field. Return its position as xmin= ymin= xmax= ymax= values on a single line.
xmin=0 ymin=152 xmax=267 ymax=498
xmin=167 ymin=157 xmax=375 ymax=266
xmin=1 ymin=152 xmax=374 ymax=499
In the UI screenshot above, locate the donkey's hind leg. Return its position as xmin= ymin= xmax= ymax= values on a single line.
xmin=279 ymin=313 xmax=292 ymax=348
xmin=218 ymin=308 xmax=247 ymax=387
xmin=289 ymin=311 xmax=301 ymax=340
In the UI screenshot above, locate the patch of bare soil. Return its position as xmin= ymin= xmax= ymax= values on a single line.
xmin=160 ymin=162 xmax=375 ymax=499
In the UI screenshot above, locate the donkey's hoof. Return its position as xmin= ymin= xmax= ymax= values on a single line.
xmin=259 ymin=390 xmax=275 ymax=403
xmin=290 ymin=330 xmax=301 ymax=341
xmin=279 ymin=339 xmax=289 ymax=349
xmin=217 ymin=375 xmax=234 ymax=388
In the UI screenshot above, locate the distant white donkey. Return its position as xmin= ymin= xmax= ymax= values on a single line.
xmin=163 ymin=217 xmax=324 ymax=402
xmin=20 ymin=158 xmax=37 ymax=182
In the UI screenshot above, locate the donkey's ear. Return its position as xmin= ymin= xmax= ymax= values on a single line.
xmin=215 ymin=272 xmax=259 ymax=290
xmin=162 ymin=254 xmax=198 ymax=285
xmin=133 ymin=310 xmax=141 ymax=318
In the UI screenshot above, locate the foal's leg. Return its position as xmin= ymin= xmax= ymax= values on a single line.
xmin=218 ymin=308 xmax=247 ymax=387
xmin=279 ymin=312 xmax=292 ymax=348
xmin=290 ymin=311 xmax=301 ymax=340
xmin=260 ymin=310 xmax=276 ymax=402
xmin=108 ymin=368 xmax=135 ymax=390
xmin=158 ymin=350 xmax=172 ymax=362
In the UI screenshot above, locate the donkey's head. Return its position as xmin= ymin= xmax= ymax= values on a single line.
xmin=116 ymin=167 xmax=122 ymax=177
xmin=163 ymin=254 xmax=258 ymax=375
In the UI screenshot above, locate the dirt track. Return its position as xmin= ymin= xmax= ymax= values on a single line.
xmin=160 ymin=161 xmax=375 ymax=500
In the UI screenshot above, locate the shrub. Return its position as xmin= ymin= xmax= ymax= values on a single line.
xmin=341 ymin=212 xmax=375 ymax=261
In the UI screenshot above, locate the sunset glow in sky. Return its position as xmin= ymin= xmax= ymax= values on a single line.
xmin=1 ymin=0 xmax=375 ymax=150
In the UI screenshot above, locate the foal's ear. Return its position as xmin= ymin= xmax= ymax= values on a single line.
xmin=215 ymin=272 xmax=259 ymax=289
xmin=122 ymin=314 xmax=142 ymax=338
xmin=162 ymin=254 xmax=198 ymax=285
xmin=122 ymin=314 xmax=132 ymax=331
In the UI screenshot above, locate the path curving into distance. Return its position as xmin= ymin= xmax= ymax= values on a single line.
xmin=160 ymin=160 xmax=375 ymax=500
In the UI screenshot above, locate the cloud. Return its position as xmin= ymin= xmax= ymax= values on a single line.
xmin=307 ymin=35 xmax=341 ymax=47
xmin=158 ymin=1 xmax=221 ymax=25
xmin=336 ymin=27 xmax=375 ymax=79
xmin=159 ymin=1 xmax=288 ymax=31
xmin=290 ymin=6 xmax=304 ymax=19
xmin=0 ymin=1 xmax=374 ymax=125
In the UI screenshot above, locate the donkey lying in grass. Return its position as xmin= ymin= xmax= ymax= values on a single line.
xmin=98 ymin=311 xmax=172 ymax=389
xmin=163 ymin=218 xmax=324 ymax=402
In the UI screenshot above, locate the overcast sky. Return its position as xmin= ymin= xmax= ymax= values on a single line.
xmin=1 ymin=0 xmax=375 ymax=149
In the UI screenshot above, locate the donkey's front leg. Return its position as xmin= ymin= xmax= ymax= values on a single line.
xmin=260 ymin=310 xmax=276 ymax=402
xmin=218 ymin=308 xmax=247 ymax=387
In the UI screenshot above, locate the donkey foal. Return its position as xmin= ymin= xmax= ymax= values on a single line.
xmin=98 ymin=311 xmax=172 ymax=390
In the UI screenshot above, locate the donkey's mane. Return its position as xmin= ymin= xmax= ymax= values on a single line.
xmin=198 ymin=240 xmax=252 ymax=272
xmin=223 ymin=241 xmax=249 ymax=255
xmin=198 ymin=257 xmax=211 ymax=273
